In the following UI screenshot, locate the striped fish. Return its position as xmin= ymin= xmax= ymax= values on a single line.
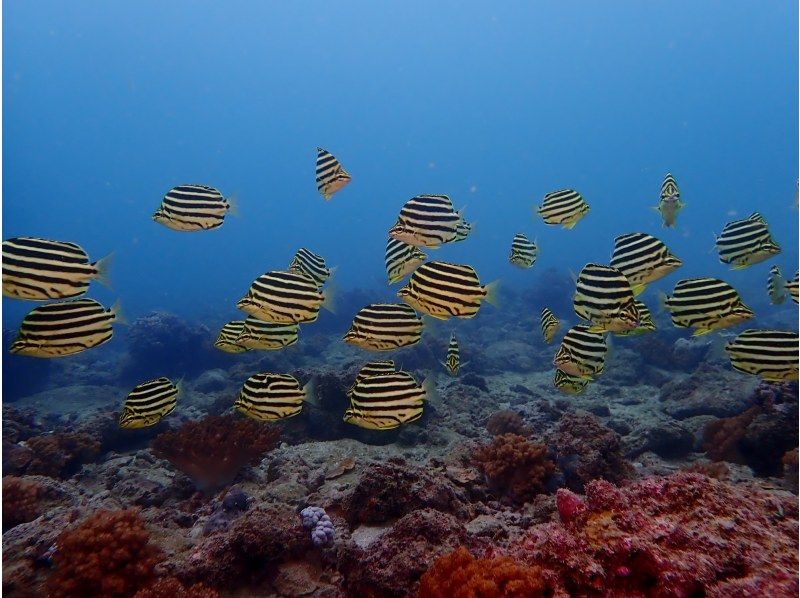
xmin=288 ymin=247 xmax=333 ymax=289
xmin=237 ymin=270 xmax=334 ymax=324
xmin=786 ymin=271 xmax=799 ymax=304
xmin=725 ymin=329 xmax=799 ymax=381
xmin=553 ymin=325 xmax=607 ymax=380
xmin=214 ymin=321 xmax=250 ymax=353
xmin=385 ymin=238 xmax=426 ymax=285
xmin=348 ymin=360 xmax=398 ymax=398
xmin=10 ymin=298 xmax=122 ymax=357
xmin=767 ymin=265 xmax=788 ymax=305
xmin=663 ymin=278 xmax=754 ymax=336
xmin=655 ymin=173 xmax=684 ymax=228
xmin=573 ymin=263 xmax=639 ymax=333
xmin=614 ymin=300 xmax=656 ymax=336
xmin=316 ymin=147 xmax=351 ymax=200
xmin=236 ymin=317 xmax=299 ymax=350
xmin=609 ymin=233 xmax=682 ymax=296
xmin=540 ymin=308 xmax=560 ymax=344
xmin=343 ymin=303 xmax=423 ymax=351
xmin=509 ymin=233 xmax=537 ymax=268
xmin=343 ymin=371 xmax=435 ymax=430
xmin=234 ymin=372 xmax=315 ymax=422
xmin=119 ymin=377 xmax=180 ymax=429
xmin=537 ymin=189 xmax=589 ymax=229
xmin=442 ymin=333 xmax=462 ymax=376
xmin=452 ymin=219 xmax=473 ymax=243
xmin=715 ymin=212 xmax=780 ymax=269
xmin=152 ymin=184 xmax=232 ymax=231
xmin=388 ymin=195 xmax=463 ymax=248
xmin=397 ymin=261 xmax=499 ymax=320
xmin=2 ymin=237 xmax=112 ymax=301
xmin=553 ymin=369 xmax=589 ymax=395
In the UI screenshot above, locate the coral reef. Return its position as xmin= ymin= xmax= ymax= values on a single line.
xmin=659 ymin=362 xmax=758 ymax=419
xmin=485 ymin=410 xmax=531 ymax=437
xmin=472 ymin=434 xmax=555 ymax=505
xmin=24 ymin=432 xmax=101 ymax=478
xmin=418 ymin=546 xmax=550 ymax=598
xmin=134 ymin=578 xmax=219 ymax=598
xmin=46 ymin=509 xmax=163 ymax=598
xmin=151 ymin=414 xmax=280 ymax=492
xmin=2 ymin=475 xmax=43 ymax=531
xmin=782 ymin=448 xmax=798 ymax=494
xmin=683 ymin=460 xmax=730 ymax=480
xmin=300 ymin=506 xmax=335 ymax=547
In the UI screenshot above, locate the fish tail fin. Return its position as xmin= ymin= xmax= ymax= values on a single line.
xmin=586 ymin=324 xmax=607 ymax=334
xmin=483 ymin=279 xmax=501 ymax=307
xmin=322 ymin=283 xmax=337 ymax=314
xmin=563 ymin=220 xmax=578 ymax=230
xmin=421 ymin=374 xmax=442 ymax=407
xmin=226 ymin=193 xmax=239 ymax=217
xmin=93 ymin=252 xmax=114 ymax=288
xmin=304 ymin=377 xmax=319 ymax=405
xmin=110 ymin=299 xmax=127 ymax=325
xmin=631 ymin=283 xmax=646 ymax=297
xmin=656 ymin=292 xmax=669 ymax=315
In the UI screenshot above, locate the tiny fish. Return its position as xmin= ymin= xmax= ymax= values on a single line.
xmin=385 ymin=238 xmax=426 ymax=285
xmin=540 ymin=307 xmax=560 ymax=344
xmin=715 ymin=212 xmax=780 ymax=270
xmin=654 ymin=173 xmax=684 ymax=228
xmin=537 ymin=189 xmax=589 ymax=229
xmin=725 ymin=329 xmax=799 ymax=381
xmin=442 ymin=333 xmax=463 ymax=376
xmin=610 ymin=232 xmax=682 ymax=295
xmin=237 ymin=270 xmax=334 ymax=324
xmin=614 ymin=300 xmax=656 ymax=336
xmin=553 ymin=369 xmax=589 ymax=395
xmin=153 ymin=184 xmax=232 ymax=231
xmin=388 ymin=194 xmax=463 ymax=248
xmin=236 ymin=317 xmax=299 ymax=350
xmin=288 ymin=247 xmax=333 ymax=289
xmin=234 ymin=373 xmax=315 ymax=421
xmin=343 ymin=303 xmax=423 ymax=351
xmin=573 ymin=263 xmax=639 ymax=333
xmin=344 ymin=371 xmax=435 ymax=430
xmin=215 ymin=321 xmax=250 ymax=353
xmin=662 ymin=278 xmax=754 ymax=336
xmin=316 ymin=147 xmax=351 ymax=200
xmin=509 ymin=233 xmax=538 ymax=268
xmin=553 ymin=325 xmax=607 ymax=380
xmin=119 ymin=377 xmax=180 ymax=429
xmin=767 ymin=265 xmax=788 ymax=305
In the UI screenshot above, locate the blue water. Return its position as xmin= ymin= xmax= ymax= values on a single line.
xmin=4 ymin=2 xmax=798 ymax=332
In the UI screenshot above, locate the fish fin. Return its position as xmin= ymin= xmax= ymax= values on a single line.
xmin=483 ymin=280 xmax=501 ymax=308
xmin=226 ymin=193 xmax=239 ymax=216
xmin=708 ymin=232 xmax=718 ymax=255
xmin=110 ymin=299 xmax=127 ymax=325
xmin=93 ymin=253 xmax=114 ymax=288
xmin=322 ymin=283 xmax=337 ymax=314
xmin=568 ymin=269 xmax=578 ymax=284
xmin=651 ymin=205 xmax=661 ymax=212
xmin=586 ymin=325 xmax=607 ymax=334
xmin=692 ymin=328 xmax=713 ymax=337
xmin=631 ymin=283 xmax=646 ymax=297
xmin=731 ymin=262 xmax=748 ymax=271
xmin=304 ymin=377 xmax=319 ymax=405
xmin=459 ymin=360 xmax=470 ymax=371
xmin=656 ymin=292 xmax=669 ymax=315
xmin=421 ymin=374 xmax=442 ymax=407
xmin=562 ymin=220 xmax=577 ymax=230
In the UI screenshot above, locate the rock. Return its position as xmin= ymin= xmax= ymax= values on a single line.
xmin=626 ymin=419 xmax=695 ymax=459
xmin=193 ymin=369 xmax=229 ymax=393
xmin=659 ymin=364 xmax=758 ymax=419
xmin=460 ymin=373 xmax=489 ymax=393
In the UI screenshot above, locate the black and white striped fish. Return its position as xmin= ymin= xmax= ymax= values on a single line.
xmin=348 ymin=360 xmax=398 ymax=398
xmin=397 ymin=261 xmax=499 ymax=320
xmin=316 ymin=147 xmax=351 ymax=200
xmin=343 ymin=303 xmax=424 ymax=351
xmin=119 ymin=377 xmax=180 ymax=429
xmin=610 ymin=233 xmax=682 ymax=296
xmin=509 ymin=233 xmax=538 ymax=268
xmin=553 ymin=369 xmax=589 ymax=395
xmin=553 ymin=325 xmax=607 ymax=380
xmin=442 ymin=333 xmax=463 ymax=376
xmin=10 ymin=298 xmax=122 ymax=357
xmin=540 ymin=308 xmax=560 ymax=344
xmin=573 ymin=263 xmax=639 ymax=333
xmin=236 ymin=317 xmax=299 ymax=350
xmin=655 ymin=173 xmax=684 ymax=228
xmin=662 ymin=278 xmax=754 ymax=336
xmin=715 ymin=212 xmax=780 ymax=269
xmin=214 ymin=321 xmax=250 ymax=353
xmin=537 ymin=189 xmax=589 ymax=229
xmin=725 ymin=329 xmax=799 ymax=381
xmin=614 ymin=300 xmax=656 ymax=336
xmin=237 ymin=270 xmax=334 ymax=324
xmin=767 ymin=265 xmax=788 ymax=305
xmin=343 ymin=371 xmax=435 ymax=430
xmin=786 ymin=271 xmax=799 ymax=304
xmin=152 ymin=184 xmax=233 ymax=231
xmin=385 ymin=238 xmax=426 ymax=285
xmin=388 ymin=195 xmax=463 ymax=248
xmin=234 ymin=373 xmax=315 ymax=421
xmin=288 ymin=247 xmax=333 ymax=289
xmin=2 ymin=237 xmax=112 ymax=301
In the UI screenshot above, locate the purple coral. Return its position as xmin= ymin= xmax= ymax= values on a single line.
xmin=300 ymin=506 xmax=335 ymax=547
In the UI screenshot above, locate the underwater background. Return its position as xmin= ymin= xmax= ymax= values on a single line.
xmin=3 ymin=1 xmax=799 ymax=597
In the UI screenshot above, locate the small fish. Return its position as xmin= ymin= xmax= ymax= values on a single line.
xmin=344 ymin=371 xmax=435 ymax=430
xmin=553 ymin=369 xmax=589 ymax=395
xmin=654 ymin=173 xmax=684 ymax=228
xmin=540 ymin=308 xmax=560 ymax=344
xmin=214 ymin=321 xmax=250 ymax=353
xmin=288 ymin=248 xmax=333 ymax=289
xmin=537 ymin=189 xmax=589 ymax=229
xmin=767 ymin=265 xmax=788 ymax=305
xmin=397 ymin=261 xmax=499 ymax=320
xmin=388 ymin=194 xmax=463 ymax=248
xmin=234 ymin=372 xmax=315 ymax=421
xmin=573 ymin=263 xmax=639 ymax=333
xmin=725 ymin=329 xmax=799 ymax=381
xmin=316 ymin=147 xmax=351 ymax=200
xmin=786 ymin=271 xmax=799 ymax=304
xmin=236 ymin=317 xmax=299 ymax=350
xmin=119 ymin=377 xmax=179 ymax=429
xmin=10 ymin=298 xmax=122 ymax=357
xmin=553 ymin=325 xmax=607 ymax=379
xmin=442 ymin=333 xmax=463 ymax=376
xmin=452 ymin=219 xmax=473 ymax=243
xmin=610 ymin=233 xmax=682 ymax=295
xmin=662 ymin=278 xmax=754 ymax=336
xmin=614 ymin=300 xmax=656 ymax=336
xmin=715 ymin=212 xmax=780 ymax=269
xmin=343 ymin=303 xmax=424 ymax=351
xmin=509 ymin=233 xmax=538 ymax=268
xmin=237 ymin=270 xmax=334 ymax=324
xmin=347 ymin=360 xmax=398 ymax=398
xmin=2 ymin=237 xmax=112 ymax=301
xmin=385 ymin=238 xmax=426 ymax=285
xmin=153 ymin=184 xmax=232 ymax=231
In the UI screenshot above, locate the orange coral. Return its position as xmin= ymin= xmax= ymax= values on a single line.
xmin=2 ymin=475 xmax=43 ymax=531
xmin=472 ymin=434 xmax=555 ymax=505
xmin=134 ymin=577 xmax=219 ymax=597
xmin=486 ymin=411 xmax=531 ymax=437
xmin=25 ymin=432 xmax=101 ymax=478
xmin=418 ymin=547 xmax=550 ymax=598
xmin=702 ymin=407 xmax=758 ymax=463
xmin=46 ymin=509 xmax=163 ymax=598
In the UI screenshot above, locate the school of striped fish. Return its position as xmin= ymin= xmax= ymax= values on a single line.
xmin=3 ymin=153 xmax=798 ymax=430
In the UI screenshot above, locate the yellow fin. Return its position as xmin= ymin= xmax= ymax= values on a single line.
xmin=421 ymin=374 xmax=442 ymax=407
xmin=93 ymin=253 xmax=114 ymax=288
xmin=110 ymin=299 xmax=127 ymax=325
xmin=692 ymin=328 xmax=713 ymax=337
xmin=226 ymin=193 xmax=239 ymax=217
xmin=631 ymin=283 xmax=646 ymax=297
xmin=483 ymin=280 xmax=501 ymax=307
xmin=563 ymin=220 xmax=578 ymax=230
xmin=304 ymin=377 xmax=319 ymax=405
xmin=322 ymin=283 xmax=337 ymax=314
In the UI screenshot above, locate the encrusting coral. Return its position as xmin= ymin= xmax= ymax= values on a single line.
xmin=45 ymin=509 xmax=163 ymax=598
xmin=133 ymin=577 xmax=219 ymax=598
xmin=24 ymin=432 xmax=101 ymax=478
xmin=485 ymin=410 xmax=531 ymax=437
xmin=2 ymin=475 xmax=43 ymax=531
xmin=472 ymin=433 xmax=555 ymax=505
xmin=151 ymin=414 xmax=280 ymax=492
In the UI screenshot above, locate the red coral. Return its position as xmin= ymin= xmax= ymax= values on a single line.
xmin=472 ymin=434 xmax=555 ymax=505
xmin=46 ymin=509 xmax=163 ymax=598
xmin=2 ymin=475 xmax=43 ymax=530
xmin=151 ymin=415 xmax=280 ymax=492
xmin=783 ymin=448 xmax=798 ymax=494
xmin=24 ymin=432 xmax=101 ymax=478
xmin=134 ymin=577 xmax=218 ymax=597
xmin=683 ymin=460 xmax=730 ymax=480
xmin=485 ymin=410 xmax=531 ymax=437
xmin=702 ymin=406 xmax=759 ymax=463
